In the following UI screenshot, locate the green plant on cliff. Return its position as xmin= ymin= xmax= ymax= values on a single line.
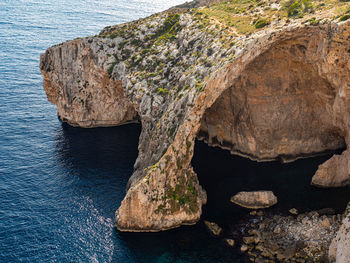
xmin=339 ymin=13 xmax=350 ymax=20
xmin=157 ymin=87 xmax=168 ymax=96
xmin=153 ymin=13 xmax=182 ymax=44
xmin=108 ymin=62 xmax=117 ymax=77
xmin=254 ymin=18 xmax=269 ymax=28
xmin=284 ymin=0 xmax=313 ymax=17
xmin=155 ymin=173 xmax=199 ymax=215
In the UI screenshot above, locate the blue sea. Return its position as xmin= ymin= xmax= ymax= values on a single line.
xmin=1 ymin=0 xmax=349 ymax=262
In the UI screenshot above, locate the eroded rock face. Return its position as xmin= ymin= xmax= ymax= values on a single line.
xmin=199 ymin=40 xmax=345 ymax=162
xmin=312 ymin=151 xmax=350 ymax=187
xmin=40 ymin=1 xmax=350 ymax=232
xmin=231 ymin=191 xmax=277 ymax=209
xmin=329 ymin=203 xmax=350 ymax=263
xmin=40 ymin=40 xmax=138 ymax=128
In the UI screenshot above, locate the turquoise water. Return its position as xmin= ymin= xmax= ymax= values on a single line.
xmin=1 ymin=0 xmax=349 ymax=262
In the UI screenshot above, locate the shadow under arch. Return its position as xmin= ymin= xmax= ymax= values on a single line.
xmin=192 ymin=140 xmax=350 ymax=225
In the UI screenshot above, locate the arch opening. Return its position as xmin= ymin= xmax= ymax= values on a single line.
xmin=198 ymin=39 xmax=346 ymax=163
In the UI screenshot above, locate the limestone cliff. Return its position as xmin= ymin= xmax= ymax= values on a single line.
xmin=40 ymin=0 xmax=350 ymax=232
xmin=329 ymin=202 xmax=350 ymax=263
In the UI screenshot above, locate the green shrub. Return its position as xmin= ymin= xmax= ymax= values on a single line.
xmin=284 ymin=0 xmax=313 ymax=17
xmin=108 ymin=62 xmax=117 ymax=77
xmin=339 ymin=14 xmax=350 ymax=21
xmin=157 ymin=87 xmax=168 ymax=96
xmin=254 ymin=18 xmax=268 ymax=28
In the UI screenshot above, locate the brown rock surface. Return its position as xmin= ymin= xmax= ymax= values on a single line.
xmin=231 ymin=191 xmax=277 ymax=209
xmin=204 ymin=220 xmax=223 ymax=237
xmin=40 ymin=40 xmax=138 ymax=128
xmin=40 ymin=0 xmax=350 ymax=232
xmin=329 ymin=203 xmax=350 ymax=263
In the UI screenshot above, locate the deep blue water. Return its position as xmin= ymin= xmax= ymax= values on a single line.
xmin=1 ymin=1 xmax=350 ymax=262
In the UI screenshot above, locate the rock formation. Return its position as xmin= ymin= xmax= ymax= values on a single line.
xmin=231 ymin=191 xmax=278 ymax=209
xmin=242 ymin=211 xmax=343 ymax=261
xmin=40 ymin=0 xmax=350 ymax=233
xmin=204 ymin=220 xmax=223 ymax=237
xmin=329 ymin=203 xmax=350 ymax=263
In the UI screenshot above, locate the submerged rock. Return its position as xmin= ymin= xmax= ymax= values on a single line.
xmin=204 ymin=220 xmax=223 ymax=237
xmin=230 ymin=191 xmax=277 ymax=209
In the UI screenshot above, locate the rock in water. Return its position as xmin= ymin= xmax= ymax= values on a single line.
xmin=289 ymin=208 xmax=298 ymax=215
xmin=224 ymin=238 xmax=235 ymax=247
xmin=204 ymin=221 xmax=223 ymax=237
xmin=230 ymin=191 xmax=277 ymax=209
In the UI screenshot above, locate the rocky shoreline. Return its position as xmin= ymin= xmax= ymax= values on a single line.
xmin=203 ymin=208 xmax=345 ymax=262
xmin=40 ymin=0 xmax=350 ymax=259
xmin=240 ymin=211 xmax=342 ymax=262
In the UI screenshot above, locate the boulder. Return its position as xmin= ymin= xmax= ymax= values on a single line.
xmin=230 ymin=191 xmax=277 ymax=209
xmin=289 ymin=208 xmax=298 ymax=215
xmin=224 ymin=238 xmax=235 ymax=247
xmin=204 ymin=220 xmax=223 ymax=237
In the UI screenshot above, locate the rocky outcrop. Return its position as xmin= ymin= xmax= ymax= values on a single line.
xmin=312 ymin=151 xmax=350 ymax=187
xmin=40 ymin=40 xmax=138 ymax=128
xmin=329 ymin=203 xmax=350 ymax=263
xmin=242 ymin=211 xmax=343 ymax=262
xmin=40 ymin=0 xmax=350 ymax=232
xmin=231 ymin=191 xmax=277 ymax=209
xmin=204 ymin=220 xmax=223 ymax=237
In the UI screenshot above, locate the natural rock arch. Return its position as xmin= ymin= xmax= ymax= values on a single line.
xmin=199 ymin=36 xmax=345 ymax=163
xmin=115 ymin=23 xmax=350 ymax=231
xmin=40 ymin=15 xmax=350 ymax=231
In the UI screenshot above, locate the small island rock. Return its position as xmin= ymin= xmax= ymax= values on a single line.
xmin=204 ymin=220 xmax=223 ymax=237
xmin=230 ymin=191 xmax=277 ymax=209
xmin=224 ymin=238 xmax=235 ymax=247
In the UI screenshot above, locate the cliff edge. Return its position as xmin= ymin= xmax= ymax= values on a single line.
xmin=40 ymin=0 xmax=350 ymax=233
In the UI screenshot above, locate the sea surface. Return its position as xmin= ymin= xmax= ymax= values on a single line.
xmin=1 ymin=1 xmax=350 ymax=262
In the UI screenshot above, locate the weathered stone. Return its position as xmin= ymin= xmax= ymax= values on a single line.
xmin=241 ymin=244 xmax=248 ymax=252
xmin=329 ymin=203 xmax=350 ymax=263
xmin=317 ymin=208 xmax=336 ymax=216
xmin=224 ymin=238 xmax=235 ymax=247
xmin=289 ymin=208 xmax=299 ymax=215
xmin=204 ymin=220 xmax=223 ymax=237
xmin=245 ymin=212 xmax=342 ymax=261
xmin=231 ymin=191 xmax=277 ymax=209
xmin=40 ymin=0 xmax=350 ymax=232
xmin=312 ymin=152 xmax=350 ymax=187
xmin=321 ymin=218 xmax=331 ymax=228
xmin=243 ymin=236 xmax=256 ymax=245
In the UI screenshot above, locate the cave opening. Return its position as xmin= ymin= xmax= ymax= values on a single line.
xmin=191 ymin=140 xmax=349 ymax=226
xmin=192 ymin=36 xmax=350 ymax=228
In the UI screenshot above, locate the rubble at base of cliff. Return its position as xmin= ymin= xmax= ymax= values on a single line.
xmin=235 ymin=211 xmax=343 ymax=263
